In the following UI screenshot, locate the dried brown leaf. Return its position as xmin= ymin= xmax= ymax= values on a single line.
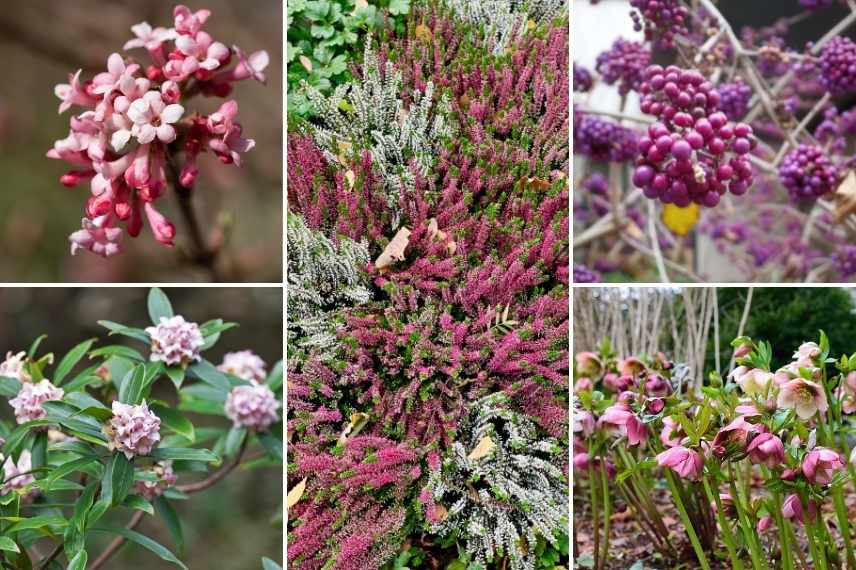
xmin=375 ymin=227 xmax=411 ymax=270
xmin=467 ymin=435 xmax=495 ymax=460
xmin=287 ymin=478 xmax=307 ymax=509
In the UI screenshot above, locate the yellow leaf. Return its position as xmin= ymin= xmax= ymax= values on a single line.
xmin=415 ymin=23 xmax=433 ymax=42
xmin=299 ymin=55 xmax=313 ymax=73
xmin=337 ymin=412 xmax=370 ymax=445
xmin=467 ymin=435 xmax=495 ymax=460
xmin=345 ymin=170 xmax=356 ymax=189
xmin=287 ymin=478 xmax=307 ymax=509
xmin=433 ymin=503 xmax=449 ymax=522
xmin=527 ymin=19 xmax=536 ymax=30
xmin=662 ymin=203 xmax=700 ymax=237
xmin=834 ymin=170 xmax=856 ymax=223
xmin=375 ymin=227 xmax=411 ymax=270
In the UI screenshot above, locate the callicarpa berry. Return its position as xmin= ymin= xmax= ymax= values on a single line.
xmin=106 ymin=400 xmax=162 ymax=459
xmin=146 ymin=315 xmax=204 ymax=366
xmin=574 ymin=112 xmax=638 ymax=162
xmin=833 ymin=244 xmax=856 ymax=277
xmin=778 ymin=144 xmax=841 ymax=201
xmin=573 ymin=264 xmax=602 ymax=283
xmin=224 ymin=383 xmax=279 ymax=430
xmin=633 ymin=65 xmax=756 ymax=207
xmin=629 ymin=0 xmax=689 ymax=49
xmin=574 ymin=62 xmax=594 ymax=92
xmin=595 ymin=38 xmax=650 ymax=95
xmin=8 ymin=380 xmax=64 ymax=425
xmin=718 ymin=80 xmax=752 ymax=120
xmin=818 ymin=36 xmax=856 ymax=96
xmin=800 ymin=0 xmax=835 ymax=10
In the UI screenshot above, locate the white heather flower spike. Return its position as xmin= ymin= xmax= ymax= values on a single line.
xmin=8 ymin=380 xmax=64 ymax=425
xmin=224 ymin=383 xmax=280 ymax=430
xmin=218 ymin=350 xmax=267 ymax=384
xmin=107 ymin=400 xmax=161 ymax=459
xmin=146 ymin=315 xmax=204 ymax=366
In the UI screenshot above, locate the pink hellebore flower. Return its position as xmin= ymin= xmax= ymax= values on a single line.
xmin=802 ymin=447 xmax=845 ymax=485
xmin=575 ymin=352 xmax=602 ymax=378
xmin=572 ymin=453 xmax=616 ymax=479
xmin=69 ymin=216 xmax=122 ymax=257
xmin=782 ymin=494 xmax=816 ymax=524
xmin=746 ymin=432 xmax=785 ymax=468
xmin=660 ymin=416 xmax=685 ymax=447
xmin=8 ymin=379 xmax=64 ymax=425
xmin=598 ymin=404 xmax=647 ymax=446
xmin=146 ymin=315 xmax=204 ymax=366
xmin=777 ymin=378 xmax=828 ymax=420
xmin=712 ymin=416 xmax=765 ymax=457
xmin=618 ymin=357 xmax=646 ymax=377
xmin=574 ymin=377 xmax=593 ymax=393
xmin=573 ymin=410 xmax=595 ymax=437
xmin=645 ymin=373 xmax=671 ymax=397
xmin=603 ymin=373 xmax=633 ymax=393
xmin=793 ymin=342 xmax=821 ymax=364
xmin=218 ymin=350 xmax=267 ymax=384
xmin=656 ymin=446 xmax=704 ymax=480
xmin=107 ymin=400 xmax=161 ymax=459
xmin=757 ymin=515 xmax=774 ymax=533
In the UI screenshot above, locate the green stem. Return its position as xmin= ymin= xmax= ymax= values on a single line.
xmin=617 ymin=447 xmax=673 ymax=544
xmin=665 ymin=471 xmax=711 ymax=570
xmin=599 ymin=461 xmax=611 ymax=569
xmin=728 ymin=474 xmax=769 ymax=570
xmin=833 ymin=484 xmax=856 ymax=569
xmin=801 ymin=494 xmax=827 ymax=570
xmin=588 ymin=443 xmax=601 ymax=570
xmin=703 ymin=476 xmax=744 ymax=570
xmin=771 ymin=490 xmax=794 ymax=570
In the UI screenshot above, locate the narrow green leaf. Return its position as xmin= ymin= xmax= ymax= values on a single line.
xmin=102 ymin=453 xmax=134 ymax=507
xmin=0 ymin=377 xmax=22 ymax=397
xmin=91 ymin=525 xmax=187 ymax=569
xmin=67 ymin=550 xmax=87 ymax=570
xmin=119 ymin=365 xmax=148 ymax=405
xmin=27 ymin=335 xmax=47 ymax=359
xmin=88 ymin=345 xmax=145 ymax=361
xmin=0 ymin=537 xmax=19 ymax=553
xmin=265 ymin=360 xmax=283 ymax=391
xmin=123 ymin=494 xmax=154 ymax=515
xmin=46 ymin=458 xmax=98 ymax=491
xmin=152 ymin=405 xmax=195 ymax=442
xmin=31 ymin=431 xmax=48 ymax=472
xmin=98 ymin=321 xmax=150 ymax=344
xmin=155 ymin=495 xmax=184 ymax=553
xmin=151 ymin=448 xmax=219 ymax=462
xmin=6 ymin=515 xmax=66 ymax=534
xmin=258 ymin=431 xmax=283 ymax=463
xmin=165 ymin=366 xmax=185 ymax=390
xmin=262 ymin=558 xmax=283 ymax=570
xmin=64 ymin=391 xmax=109 ymax=411
xmin=187 ymin=361 xmax=231 ymax=393
xmin=147 ymin=288 xmax=174 ymax=324
xmin=224 ymin=426 xmax=246 ymax=457
xmin=55 ymin=339 xmax=96 ymax=385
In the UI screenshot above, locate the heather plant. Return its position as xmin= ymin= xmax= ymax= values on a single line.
xmin=0 ymin=288 xmax=283 ymax=569
xmin=573 ymin=0 xmax=856 ymax=283
xmin=48 ymin=4 xmax=268 ymax=278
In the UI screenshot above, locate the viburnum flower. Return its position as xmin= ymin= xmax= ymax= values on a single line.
xmin=146 ymin=315 xmax=204 ymax=366
xmin=597 ymin=404 xmax=647 ymax=446
xmin=746 ymin=432 xmax=785 ymax=468
xmin=2 ymin=451 xmax=35 ymax=495
xmin=48 ymin=4 xmax=268 ymax=257
xmin=224 ymin=383 xmax=279 ymax=430
xmin=106 ymin=400 xmax=162 ymax=459
xmin=777 ymin=378 xmax=828 ymax=419
xmin=218 ymin=350 xmax=267 ymax=383
xmin=8 ymin=380 xmax=64 ymax=425
xmin=802 ymin=447 xmax=845 ymax=485
xmin=656 ymin=445 xmax=703 ymax=480
xmin=0 ymin=352 xmax=29 ymax=382
xmin=134 ymin=460 xmax=177 ymax=500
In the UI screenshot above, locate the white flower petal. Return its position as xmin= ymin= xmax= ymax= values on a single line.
xmin=160 ymin=104 xmax=184 ymax=124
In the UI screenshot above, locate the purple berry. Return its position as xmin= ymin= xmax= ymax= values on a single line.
xmin=778 ymin=144 xmax=841 ymax=201
xmin=595 ymin=39 xmax=651 ymax=95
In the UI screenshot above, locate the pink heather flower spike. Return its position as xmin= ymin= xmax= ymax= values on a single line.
xmin=224 ymin=383 xmax=280 ymax=430
xmin=746 ymin=432 xmax=785 ymax=468
xmin=777 ymin=378 xmax=829 ymax=419
xmin=134 ymin=460 xmax=177 ymax=500
xmin=218 ymin=350 xmax=267 ymax=384
xmin=8 ymin=379 xmax=64 ymax=425
xmin=146 ymin=315 xmax=203 ymax=366
xmin=107 ymin=400 xmax=161 ymax=459
xmin=2 ymin=450 xmax=35 ymax=495
xmin=0 ymin=352 xmax=29 ymax=382
xmin=802 ymin=447 xmax=845 ymax=485
xmin=656 ymin=445 xmax=704 ymax=480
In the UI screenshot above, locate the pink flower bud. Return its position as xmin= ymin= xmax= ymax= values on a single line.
xmin=224 ymin=383 xmax=279 ymax=430
xmin=145 ymin=315 xmax=204 ymax=366
xmin=646 ymin=397 xmax=665 ymax=414
xmin=60 ymin=170 xmax=95 ymax=188
xmin=733 ymin=344 xmax=751 ymax=358
xmin=802 ymin=447 xmax=845 ymax=485
xmin=143 ymin=203 xmax=175 ymax=246
xmin=656 ymin=445 xmax=704 ymax=480
xmin=8 ymin=379 xmax=64 ymax=425
xmin=134 ymin=460 xmax=177 ymax=500
xmin=107 ymin=400 xmax=161 ymax=459
xmin=757 ymin=515 xmax=774 ymax=533
xmin=161 ymin=80 xmax=181 ymax=103
xmin=574 ymin=377 xmax=593 ymax=393
xmin=782 ymin=494 xmax=817 ymax=524
xmin=777 ymin=378 xmax=828 ymax=419
xmin=218 ymin=350 xmax=267 ymax=383
xmin=746 ymin=432 xmax=785 ymax=468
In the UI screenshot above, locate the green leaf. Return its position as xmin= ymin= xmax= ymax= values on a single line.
xmin=225 ymin=426 xmax=246 ymax=457
xmin=119 ymin=365 xmax=148 ymax=405
xmin=6 ymin=515 xmax=66 ymax=534
xmin=388 ymin=0 xmax=410 ymax=15
xmin=64 ymin=391 xmax=109 ymax=411
xmin=98 ymin=321 xmax=150 ymax=344
xmin=91 ymin=526 xmax=187 ymax=569
xmin=69 ymin=480 xmax=98 ymax=537
xmin=89 ymin=345 xmax=145 ymax=361
xmin=165 ymin=366 xmax=185 ymax=390
xmin=55 ymin=339 xmax=96 ymax=385
xmin=31 ymin=431 xmax=48 ymax=472
xmin=265 ymin=360 xmax=283 ymax=391
xmin=27 ymin=335 xmax=47 ymax=359
xmin=46 ymin=457 xmax=98 ymax=491
xmin=67 ymin=550 xmax=87 ymax=570
xmin=0 ymin=377 xmax=22 ymax=397
xmin=262 ymin=558 xmax=283 ymax=570
xmin=0 ymin=537 xmax=19 ymax=553
xmin=258 ymin=431 xmax=283 ymax=463
xmin=155 ymin=495 xmax=184 ymax=553
xmin=187 ymin=361 xmax=231 ymax=393
xmin=152 ymin=405 xmax=195 ymax=442
xmin=148 ymin=288 xmax=174 ymax=325
xmin=152 ymin=448 xmax=219 ymax=463
xmin=102 ymin=453 xmax=134 ymax=507
xmin=123 ymin=494 xmax=154 ymax=515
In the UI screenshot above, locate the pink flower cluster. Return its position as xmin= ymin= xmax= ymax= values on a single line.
xmin=134 ymin=460 xmax=178 ymax=500
xmin=0 ymin=352 xmax=29 ymax=382
xmin=8 ymin=379 xmax=64 ymax=425
xmin=2 ymin=451 xmax=34 ymax=496
xmin=218 ymin=350 xmax=267 ymax=383
xmin=48 ymin=4 xmax=268 ymax=257
xmin=224 ymin=383 xmax=279 ymax=430
xmin=146 ymin=315 xmax=204 ymax=366
xmin=107 ymin=400 xmax=162 ymax=458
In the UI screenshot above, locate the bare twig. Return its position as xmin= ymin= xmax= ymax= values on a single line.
xmin=89 ymin=510 xmax=145 ymax=570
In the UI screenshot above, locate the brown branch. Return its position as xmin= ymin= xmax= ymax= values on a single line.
xmin=176 ymin=439 xmax=248 ymax=494
xmin=37 ymin=543 xmax=63 ymax=570
xmin=88 ymin=510 xmax=145 ymax=570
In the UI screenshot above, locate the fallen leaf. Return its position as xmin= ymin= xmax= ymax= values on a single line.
xmin=426 ymin=218 xmax=457 ymax=255
xmin=834 ymin=170 xmax=856 ymax=223
xmin=345 ymin=170 xmax=356 ymax=189
xmin=415 ymin=23 xmax=433 ymax=42
xmin=526 ymin=177 xmax=551 ymax=191
xmin=287 ymin=478 xmax=307 ymax=509
xmin=375 ymin=227 xmax=411 ymax=270
xmin=337 ymin=412 xmax=370 ymax=445
xmin=468 ymin=435 xmax=495 ymax=460
xmin=299 ymin=55 xmax=313 ymax=73
xmin=662 ymin=203 xmax=700 ymax=237
xmin=353 ymin=0 xmax=369 ymax=10
xmin=433 ymin=503 xmax=448 ymax=522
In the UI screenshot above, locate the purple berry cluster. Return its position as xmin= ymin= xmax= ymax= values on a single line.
xmin=799 ymin=0 xmax=835 ymax=9
xmin=833 ymin=244 xmax=856 ymax=277
xmin=818 ymin=36 xmax=856 ymax=96
xmin=718 ymin=80 xmax=752 ymax=120
xmin=595 ymin=38 xmax=651 ymax=95
xmin=574 ymin=63 xmax=594 ymax=92
xmin=778 ymin=144 xmax=840 ymax=201
xmin=629 ymin=0 xmax=689 ymax=49
xmin=573 ymin=264 xmax=602 ymax=283
xmin=574 ymin=112 xmax=639 ymax=163
xmin=582 ymin=172 xmax=608 ymax=196
xmin=633 ymin=65 xmax=756 ymax=207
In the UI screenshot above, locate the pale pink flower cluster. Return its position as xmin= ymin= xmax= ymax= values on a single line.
xmin=107 ymin=401 xmax=162 ymax=458
xmin=0 ymin=352 xmax=29 ymax=382
xmin=218 ymin=350 xmax=266 ymax=383
xmin=224 ymin=383 xmax=279 ymax=430
xmin=8 ymin=379 xmax=64 ymax=424
xmin=48 ymin=4 xmax=268 ymax=257
xmin=146 ymin=315 xmax=204 ymax=366
xmin=134 ymin=460 xmax=177 ymax=500
xmin=2 ymin=451 xmax=35 ymax=495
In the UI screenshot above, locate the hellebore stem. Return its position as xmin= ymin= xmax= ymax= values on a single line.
xmin=832 ymin=484 xmax=856 ymax=570
xmin=665 ymin=471 xmax=711 ymax=570
xmin=703 ymin=475 xmax=744 ymax=570
xmin=599 ymin=460 xmax=611 ymax=570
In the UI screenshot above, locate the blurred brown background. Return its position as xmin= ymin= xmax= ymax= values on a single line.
xmin=0 ymin=287 xmax=284 ymax=569
xmin=0 ymin=0 xmax=283 ymax=282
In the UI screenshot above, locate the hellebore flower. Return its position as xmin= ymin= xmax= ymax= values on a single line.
xmin=598 ymin=404 xmax=647 ymax=446
xmin=656 ymin=446 xmax=704 ymax=480
xmin=572 ymin=410 xmax=595 ymax=437
xmin=731 ymin=366 xmax=773 ymax=395
xmin=660 ymin=416 xmax=685 ymax=447
xmin=645 ymin=373 xmax=671 ymax=396
xmin=793 ymin=342 xmax=821 ymax=364
xmin=575 ymin=351 xmax=602 ymax=378
xmin=712 ymin=416 xmax=765 ymax=457
xmin=782 ymin=493 xmax=817 ymax=524
xmin=618 ymin=357 xmax=647 ymax=377
xmin=573 ymin=453 xmax=616 ymax=479
xmin=777 ymin=378 xmax=828 ymax=419
xmin=603 ymin=373 xmax=634 ymax=392
xmin=574 ymin=377 xmax=593 ymax=393
xmin=746 ymin=433 xmax=785 ymax=468
xmin=802 ymin=447 xmax=845 ymax=485
xmin=757 ymin=515 xmax=774 ymax=533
